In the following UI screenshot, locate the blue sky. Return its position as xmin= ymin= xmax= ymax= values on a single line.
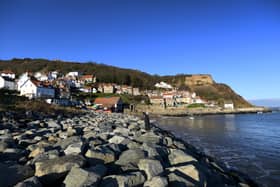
xmin=0 ymin=0 xmax=280 ymax=100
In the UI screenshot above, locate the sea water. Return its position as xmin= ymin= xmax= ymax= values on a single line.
xmin=156 ymin=112 xmax=280 ymax=187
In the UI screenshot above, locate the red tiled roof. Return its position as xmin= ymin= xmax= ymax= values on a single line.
xmin=94 ymin=97 xmax=121 ymax=107
xmin=30 ymin=78 xmax=52 ymax=88
xmin=80 ymin=75 xmax=94 ymax=79
xmin=0 ymin=70 xmax=15 ymax=74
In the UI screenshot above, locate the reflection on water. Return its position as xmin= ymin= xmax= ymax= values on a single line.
xmin=155 ymin=113 xmax=280 ymax=187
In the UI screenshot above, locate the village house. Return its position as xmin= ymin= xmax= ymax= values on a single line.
xmin=34 ymin=72 xmax=48 ymax=81
xmin=0 ymin=76 xmax=16 ymax=90
xmin=94 ymin=96 xmax=123 ymax=112
xmin=66 ymin=71 xmax=80 ymax=78
xmin=48 ymin=71 xmax=59 ymax=80
xmin=155 ymin=81 xmax=173 ymax=89
xmin=98 ymin=83 xmax=116 ymax=94
xmin=224 ymin=100 xmax=234 ymax=110
xmin=19 ymin=79 xmax=55 ymax=99
xmin=0 ymin=70 xmax=16 ymax=79
xmin=79 ymin=74 xmax=96 ymax=84
xmin=121 ymin=85 xmax=133 ymax=95
xmin=132 ymin=88 xmax=140 ymax=96
xmin=17 ymin=72 xmax=32 ymax=91
xmin=176 ymin=96 xmax=192 ymax=104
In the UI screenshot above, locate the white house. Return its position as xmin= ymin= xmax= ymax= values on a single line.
xmin=48 ymin=71 xmax=59 ymax=80
xmin=34 ymin=72 xmax=48 ymax=81
xmin=19 ymin=79 xmax=55 ymax=99
xmin=155 ymin=82 xmax=172 ymax=89
xmin=66 ymin=71 xmax=80 ymax=77
xmin=224 ymin=101 xmax=234 ymax=110
xmin=17 ymin=72 xmax=30 ymax=91
xmin=0 ymin=70 xmax=15 ymax=79
xmin=0 ymin=76 xmax=16 ymax=90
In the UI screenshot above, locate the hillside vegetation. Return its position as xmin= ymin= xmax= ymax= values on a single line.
xmin=0 ymin=58 xmax=252 ymax=108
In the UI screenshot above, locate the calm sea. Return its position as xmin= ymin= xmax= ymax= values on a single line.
xmin=155 ymin=112 xmax=280 ymax=187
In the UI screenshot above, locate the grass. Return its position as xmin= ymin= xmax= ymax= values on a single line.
xmin=187 ymin=103 xmax=205 ymax=108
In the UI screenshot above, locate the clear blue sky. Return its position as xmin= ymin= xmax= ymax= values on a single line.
xmin=1 ymin=0 xmax=280 ymax=100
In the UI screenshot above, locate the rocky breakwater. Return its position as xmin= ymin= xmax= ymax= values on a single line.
xmin=0 ymin=111 xmax=259 ymax=187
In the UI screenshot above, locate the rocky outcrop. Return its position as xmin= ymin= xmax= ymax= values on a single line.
xmin=0 ymin=111 xmax=259 ymax=187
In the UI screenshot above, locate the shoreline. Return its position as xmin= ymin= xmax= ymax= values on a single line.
xmin=0 ymin=110 xmax=260 ymax=186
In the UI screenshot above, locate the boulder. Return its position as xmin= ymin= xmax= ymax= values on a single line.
xmin=138 ymin=159 xmax=164 ymax=180
xmin=29 ymin=147 xmax=45 ymax=158
xmin=0 ymin=141 xmax=9 ymax=152
xmin=108 ymin=135 xmax=126 ymax=144
xmin=63 ymin=167 xmax=102 ymax=187
xmin=0 ymin=163 xmax=34 ymax=187
xmin=115 ymin=149 xmax=146 ymax=168
xmin=144 ymin=176 xmax=168 ymax=187
xmin=136 ymin=132 xmax=162 ymax=145
xmin=14 ymin=176 xmax=42 ymax=187
xmin=164 ymin=136 xmax=173 ymax=147
xmin=113 ymin=127 xmax=130 ymax=137
xmin=168 ymin=149 xmax=197 ymax=166
xmin=101 ymin=171 xmax=146 ymax=187
xmin=64 ymin=142 xmax=84 ymax=155
xmin=85 ymin=147 xmax=115 ymax=164
xmin=29 ymin=149 xmax=60 ymax=165
xmin=54 ymin=136 xmax=81 ymax=150
xmin=46 ymin=120 xmax=61 ymax=130
xmin=168 ymin=164 xmax=200 ymax=182
xmin=35 ymin=155 xmax=86 ymax=185
xmin=167 ymin=164 xmax=206 ymax=187
xmin=88 ymin=138 xmax=105 ymax=147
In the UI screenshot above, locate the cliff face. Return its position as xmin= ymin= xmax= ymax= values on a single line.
xmin=0 ymin=58 xmax=252 ymax=108
xmin=184 ymin=74 xmax=214 ymax=86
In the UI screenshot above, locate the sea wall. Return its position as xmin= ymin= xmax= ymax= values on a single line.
xmin=127 ymin=105 xmax=270 ymax=117
xmin=0 ymin=111 xmax=259 ymax=186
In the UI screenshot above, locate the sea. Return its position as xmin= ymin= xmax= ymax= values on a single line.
xmin=155 ymin=112 xmax=280 ymax=187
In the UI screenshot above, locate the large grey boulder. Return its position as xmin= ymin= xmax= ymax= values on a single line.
xmin=167 ymin=164 xmax=206 ymax=187
xmin=115 ymin=149 xmax=146 ymax=168
xmin=63 ymin=166 xmax=104 ymax=187
xmin=101 ymin=171 xmax=146 ymax=187
xmin=108 ymin=135 xmax=126 ymax=144
xmin=64 ymin=142 xmax=84 ymax=155
xmin=138 ymin=159 xmax=164 ymax=180
xmin=29 ymin=149 xmax=60 ymax=165
xmin=14 ymin=176 xmax=42 ymax=187
xmin=0 ymin=163 xmax=34 ymax=187
xmin=113 ymin=127 xmax=130 ymax=137
xmin=54 ymin=136 xmax=81 ymax=150
xmin=46 ymin=120 xmax=61 ymax=130
xmin=144 ymin=176 xmax=168 ymax=187
xmin=35 ymin=155 xmax=86 ymax=185
xmin=136 ymin=132 xmax=163 ymax=145
xmin=85 ymin=147 xmax=115 ymax=164
xmin=141 ymin=143 xmax=169 ymax=159
xmin=168 ymin=149 xmax=197 ymax=165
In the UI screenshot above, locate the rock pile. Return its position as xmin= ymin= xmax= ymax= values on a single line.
xmin=0 ymin=111 xmax=258 ymax=187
